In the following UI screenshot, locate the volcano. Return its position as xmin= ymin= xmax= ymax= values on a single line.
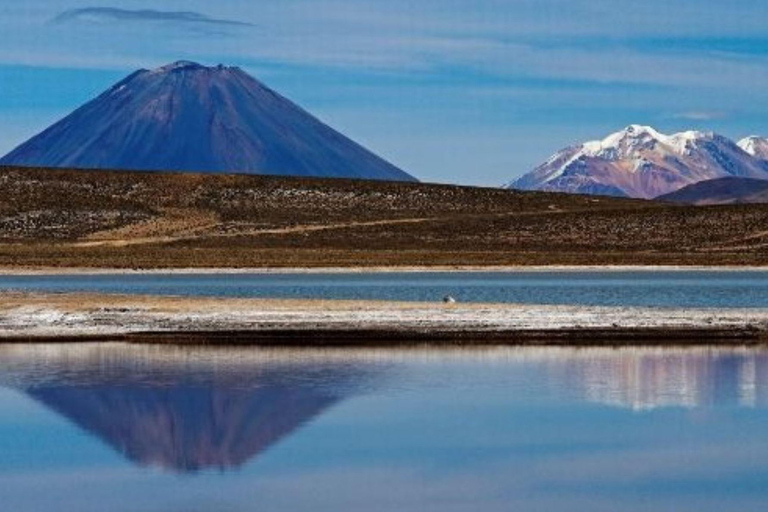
xmin=0 ymin=61 xmax=416 ymax=182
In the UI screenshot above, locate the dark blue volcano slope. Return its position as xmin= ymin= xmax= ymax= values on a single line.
xmin=1 ymin=61 xmax=417 ymax=182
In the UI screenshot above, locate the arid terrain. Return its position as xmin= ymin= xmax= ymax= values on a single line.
xmin=1 ymin=165 xmax=768 ymax=268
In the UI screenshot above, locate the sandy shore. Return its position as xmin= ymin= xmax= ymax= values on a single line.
xmin=0 ymin=292 xmax=767 ymax=345
xmin=1 ymin=265 xmax=768 ymax=275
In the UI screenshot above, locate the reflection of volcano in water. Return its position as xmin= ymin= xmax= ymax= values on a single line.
xmin=544 ymin=348 xmax=768 ymax=410
xmin=3 ymin=344 xmax=766 ymax=474
xmin=0 ymin=345 xmax=373 ymax=473
xmin=27 ymin=384 xmax=342 ymax=472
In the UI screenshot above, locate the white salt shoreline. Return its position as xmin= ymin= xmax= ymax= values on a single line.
xmin=0 ymin=293 xmax=766 ymax=342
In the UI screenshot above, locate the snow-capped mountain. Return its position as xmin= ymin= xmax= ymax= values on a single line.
xmin=738 ymin=136 xmax=768 ymax=163
xmin=0 ymin=61 xmax=417 ymax=182
xmin=507 ymin=125 xmax=768 ymax=198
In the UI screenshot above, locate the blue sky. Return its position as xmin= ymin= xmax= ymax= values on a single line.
xmin=2 ymin=1 xmax=768 ymax=185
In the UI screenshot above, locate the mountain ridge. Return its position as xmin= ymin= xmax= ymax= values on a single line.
xmin=508 ymin=125 xmax=768 ymax=198
xmin=657 ymin=176 xmax=768 ymax=205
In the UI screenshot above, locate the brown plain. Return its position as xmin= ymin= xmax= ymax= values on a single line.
xmin=1 ymin=165 xmax=767 ymax=269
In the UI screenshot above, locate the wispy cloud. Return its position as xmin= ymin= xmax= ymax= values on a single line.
xmin=673 ymin=111 xmax=728 ymax=121
xmin=52 ymin=7 xmax=254 ymax=28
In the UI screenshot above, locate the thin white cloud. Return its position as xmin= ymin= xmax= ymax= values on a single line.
xmin=52 ymin=7 xmax=254 ymax=28
xmin=673 ymin=111 xmax=728 ymax=121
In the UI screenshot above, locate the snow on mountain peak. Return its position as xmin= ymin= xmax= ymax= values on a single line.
xmin=507 ymin=125 xmax=768 ymax=199
xmin=578 ymin=125 xmax=691 ymax=164
xmin=625 ymin=124 xmax=662 ymax=137
xmin=666 ymin=130 xmax=713 ymax=154
xmin=577 ymin=126 xmax=722 ymax=162
xmin=738 ymin=136 xmax=768 ymax=161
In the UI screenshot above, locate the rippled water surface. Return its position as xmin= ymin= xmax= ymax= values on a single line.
xmin=2 ymin=270 xmax=768 ymax=307
xmin=0 ymin=344 xmax=767 ymax=512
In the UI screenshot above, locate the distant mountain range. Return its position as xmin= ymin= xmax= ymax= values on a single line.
xmin=657 ymin=177 xmax=768 ymax=205
xmin=507 ymin=125 xmax=768 ymax=199
xmin=0 ymin=61 xmax=417 ymax=183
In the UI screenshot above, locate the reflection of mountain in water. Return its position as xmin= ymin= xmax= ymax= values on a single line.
xmin=27 ymin=384 xmax=342 ymax=472
xmin=0 ymin=345 xmax=373 ymax=473
xmin=2 ymin=344 xmax=767 ymax=473
xmin=545 ymin=349 xmax=768 ymax=410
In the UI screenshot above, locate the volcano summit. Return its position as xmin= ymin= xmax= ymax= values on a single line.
xmin=0 ymin=61 xmax=416 ymax=182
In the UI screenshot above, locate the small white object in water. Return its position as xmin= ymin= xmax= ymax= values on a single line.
xmin=443 ymin=295 xmax=457 ymax=304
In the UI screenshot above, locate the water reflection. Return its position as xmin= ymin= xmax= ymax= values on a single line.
xmin=1 ymin=344 xmax=768 ymax=476
xmin=0 ymin=344 xmax=375 ymax=473
xmin=539 ymin=348 xmax=768 ymax=410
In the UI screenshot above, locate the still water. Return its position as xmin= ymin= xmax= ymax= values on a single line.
xmin=2 ymin=270 xmax=768 ymax=307
xmin=0 ymin=344 xmax=766 ymax=512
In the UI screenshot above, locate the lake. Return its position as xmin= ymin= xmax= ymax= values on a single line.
xmin=2 ymin=269 xmax=768 ymax=307
xmin=0 ymin=344 xmax=766 ymax=512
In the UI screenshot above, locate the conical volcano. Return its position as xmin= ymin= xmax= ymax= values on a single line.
xmin=0 ymin=61 xmax=417 ymax=182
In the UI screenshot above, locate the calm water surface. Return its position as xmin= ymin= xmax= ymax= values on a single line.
xmin=2 ymin=270 xmax=768 ymax=307
xmin=0 ymin=344 xmax=767 ymax=512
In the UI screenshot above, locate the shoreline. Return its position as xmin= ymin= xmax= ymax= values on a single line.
xmin=0 ymin=292 xmax=767 ymax=346
xmin=2 ymin=327 xmax=766 ymax=346
xmin=2 ymin=264 xmax=768 ymax=276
